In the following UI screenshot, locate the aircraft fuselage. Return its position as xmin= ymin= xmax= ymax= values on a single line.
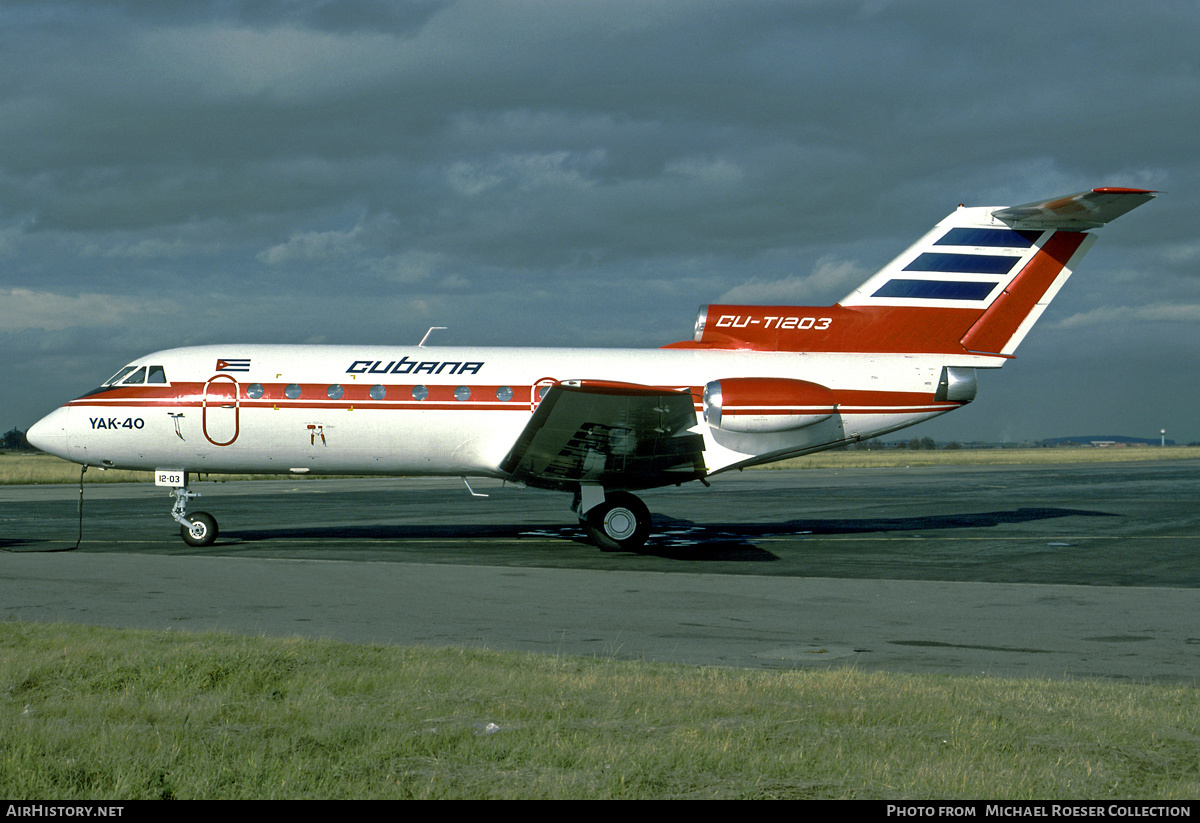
xmin=29 ymin=343 xmax=981 ymax=482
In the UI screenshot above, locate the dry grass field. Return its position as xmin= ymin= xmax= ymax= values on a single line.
xmin=1 ymin=446 xmax=1197 ymax=485
xmin=767 ymin=444 xmax=1200 ymax=470
xmin=0 ymin=452 xmax=275 ymax=485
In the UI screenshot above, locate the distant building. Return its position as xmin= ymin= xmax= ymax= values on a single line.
xmin=1039 ymin=435 xmax=1175 ymax=448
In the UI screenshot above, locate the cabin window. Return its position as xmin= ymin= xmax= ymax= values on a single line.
xmin=246 ymin=383 xmax=264 ymax=399
xmin=496 ymin=386 xmax=513 ymax=401
xmin=412 ymin=385 xmax=429 ymax=401
xmin=327 ymin=384 xmax=344 ymax=400
xmin=370 ymin=385 xmax=387 ymax=400
xmin=454 ymin=386 xmax=471 ymax=401
xmin=285 ymin=384 xmax=302 ymax=399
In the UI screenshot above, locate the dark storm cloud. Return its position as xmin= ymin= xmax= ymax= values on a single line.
xmin=2 ymin=1 xmax=1198 ymax=442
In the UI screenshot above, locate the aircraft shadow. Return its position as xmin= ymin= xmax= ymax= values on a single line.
xmin=208 ymin=522 xmax=778 ymax=562
xmin=214 ymin=505 xmax=1115 ymax=562
xmin=693 ymin=505 xmax=1119 ymax=537
xmin=630 ymin=505 xmax=1117 ymax=560
xmin=0 ymin=539 xmax=79 ymax=553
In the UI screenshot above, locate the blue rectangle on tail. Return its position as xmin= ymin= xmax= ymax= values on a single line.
xmin=904 ymin=252 xmax=1020 ymax=275
xmin=935 ymin=228 xmax=1041 ymax=248
xmin=872 ymin=279 xmax=998 ymax=301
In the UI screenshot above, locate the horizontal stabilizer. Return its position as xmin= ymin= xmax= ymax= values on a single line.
xmin=993 ymin=188 xmax=1156 ymax=230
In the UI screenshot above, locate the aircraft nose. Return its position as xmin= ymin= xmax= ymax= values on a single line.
xmin=26 ymin=406 xmax=74 ymax=461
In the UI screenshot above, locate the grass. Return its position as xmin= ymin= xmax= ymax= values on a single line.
xmin=3 ymin=446 xmax=1199 ymax=486
xmin=0 ymin=452 xmax=278 ymax=485
xmin=2 ymin=621 xmax=1198 ymax=800
xmin=768 ymin=445 xmax=1200 ymax=470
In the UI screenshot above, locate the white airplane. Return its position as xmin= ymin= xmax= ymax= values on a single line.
xmin=27 ymin=187 xmax=1154 ymax=551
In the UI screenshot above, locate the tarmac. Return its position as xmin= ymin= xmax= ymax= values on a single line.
xmin=4 ymin=460 xmax=1199 ymax=681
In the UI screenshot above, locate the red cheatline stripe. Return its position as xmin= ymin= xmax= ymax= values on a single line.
xmin=68 ymin=383 xmax=963 ymax=415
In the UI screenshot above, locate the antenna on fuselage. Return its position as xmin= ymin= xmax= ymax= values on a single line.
xmin=419 ymin=326 xmax=447 ymax=347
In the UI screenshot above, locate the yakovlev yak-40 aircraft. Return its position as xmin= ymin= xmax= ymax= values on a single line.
xmin=27 ymin=188 xmax=1154 ymax=551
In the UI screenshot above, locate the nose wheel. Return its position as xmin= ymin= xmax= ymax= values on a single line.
xmin=581 ymin=490 xmax=651 ymax=552
xmin=171 ymin=486 xmax=219 ymax=547
xmin=180 ymin=511 xmax=218 ymax=547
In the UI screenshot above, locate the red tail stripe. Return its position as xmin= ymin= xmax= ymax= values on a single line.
xmin=960 ymin=232 xmax=1087 ymax=354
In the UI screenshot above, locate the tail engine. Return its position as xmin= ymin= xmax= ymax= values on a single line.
xmin=702 ymin=377 xmax=838 ymax=434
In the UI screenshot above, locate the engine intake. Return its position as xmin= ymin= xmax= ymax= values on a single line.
xmin=935 ymin=366 xmax=977 ymax=403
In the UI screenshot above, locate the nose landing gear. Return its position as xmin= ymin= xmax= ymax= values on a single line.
xmin=170 ymin=485 xmax=219 ymax=547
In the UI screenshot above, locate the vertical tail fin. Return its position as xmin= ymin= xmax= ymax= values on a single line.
xmin=675 ymin=188 xmax=1154 ymax=356
xmin=839 ymin=188 xmax=1154 ymax=356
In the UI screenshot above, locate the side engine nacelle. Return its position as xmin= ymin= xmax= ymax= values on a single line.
xmin=702 ymin=377 xmax=838 ymax=434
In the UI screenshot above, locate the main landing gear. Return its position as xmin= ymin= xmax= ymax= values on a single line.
xmin=575 ymin=488 xmax=652 ymax=552
xmin=170 ymin=485 xmax=219 ymax=547
xmin=164 ymin=476 xmax=649 ymax=552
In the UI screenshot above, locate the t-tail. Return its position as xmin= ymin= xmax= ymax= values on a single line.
xmin=672 ymin=188 xmax=1156 ymax=357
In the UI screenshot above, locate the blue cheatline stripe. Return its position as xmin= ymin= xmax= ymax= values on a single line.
xmin=904 ymin=252 xmax=1020 ymax=275
xmin=872 ymin=279 xmax=998 ymax=301
xmin=935 ymin=227 xmax=1041 ymax=248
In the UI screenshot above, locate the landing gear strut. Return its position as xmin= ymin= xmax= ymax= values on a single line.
xmin=578 ymin=489 xmax=651 ymax=552
xmin=170 ymin=485 xmax=219 ymax=547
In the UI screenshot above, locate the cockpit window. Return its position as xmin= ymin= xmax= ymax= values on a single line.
xmin=102 ymin=364 xmax=169 ymax=387
xmin=104 ymin=366 xmax=139 ymax=386
xmin=121 ymin=367 xmax=147 ymax=385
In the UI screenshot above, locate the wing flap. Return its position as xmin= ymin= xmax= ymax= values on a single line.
xmin=500 ymin=380 xmax=705 ymax=492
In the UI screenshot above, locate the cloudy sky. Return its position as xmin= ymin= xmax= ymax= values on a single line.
xmin=3 ymin=0 xmax=1198 ymax=444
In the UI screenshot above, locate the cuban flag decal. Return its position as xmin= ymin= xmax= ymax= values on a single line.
xmin=216 ymin=358 xmax=251 ymax=372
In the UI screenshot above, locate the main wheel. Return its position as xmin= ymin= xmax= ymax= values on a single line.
xmin=180 ymin=511 xmax=218 ymax=547
xmin=584 ymin=491 xmax=651 ymax=552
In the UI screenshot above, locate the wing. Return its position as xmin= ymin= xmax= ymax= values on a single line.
xmin=499 ymin=380 xmax=705 ymax=492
